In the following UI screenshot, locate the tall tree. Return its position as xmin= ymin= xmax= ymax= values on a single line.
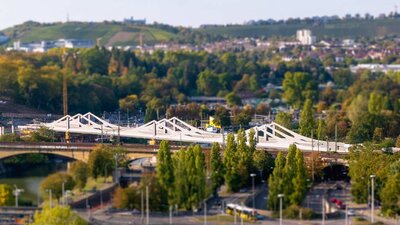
xmin=68 ymin=161 xmax=88 ymax=190
xmin=283 ymin=144 xmax=297 ymax=205
xmin=223 ymin=134 xmax=241 ymax=192
xmin=210 ymin=143 xmax=224 ymax=195
xmin=174 ymin=148 xmax=189 ymax=209
xmin=87 ymin=145 xmax=113 ymax=179
xmin=252 ymin=150 xmax=275 ymax=181
xmin=275 ymin=112 xmax=292 ymax=129
xmin=268 ymin=152 xmax=285 ymax=211
xmin=193 ymin=145 xmax=206 ymax=205
xmin=290 ymin=148 xmax=307 ymax=205
xmin=237 ymin=129 xmax=251 ymax=187
xmin=156 ymin=141 xmax=175 ymax=205
xmin=299 ymin=99 xmax=314 ymax=137
xmin=368 ymin=92 xmax=384 ymax=115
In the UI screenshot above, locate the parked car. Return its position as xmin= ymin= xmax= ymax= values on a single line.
xmin=347 ymin=209 xmax=356 ymax=216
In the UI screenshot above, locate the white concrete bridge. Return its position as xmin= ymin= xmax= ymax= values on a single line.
xmin=19 ymin=112 xmax=351 ymax=153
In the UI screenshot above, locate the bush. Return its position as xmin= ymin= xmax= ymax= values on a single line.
xmin=282 ymin=205 xmax=315 ymax=220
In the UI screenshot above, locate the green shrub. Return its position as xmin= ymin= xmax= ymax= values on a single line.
xmin=282 ymin=205 xmax=315 ymax=220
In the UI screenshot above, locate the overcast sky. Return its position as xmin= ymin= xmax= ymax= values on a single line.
xmin=0 ymin=0 xmax=398 ymax=29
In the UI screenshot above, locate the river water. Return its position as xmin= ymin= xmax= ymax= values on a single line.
xmin=0 ymin=161 xmax=68 ymax=206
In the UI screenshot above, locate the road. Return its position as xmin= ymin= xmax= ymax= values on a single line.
xmin=80 ymin=181 xmax=400 ymax=225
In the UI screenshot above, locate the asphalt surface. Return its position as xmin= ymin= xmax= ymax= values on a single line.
xmin=79 ymin=181 xmax=400 ymax=225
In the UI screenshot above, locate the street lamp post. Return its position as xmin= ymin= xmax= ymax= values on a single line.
xmin=204 ymin=200 xmax=207 ymax=225
xmin=250 ymin=173 xmax=256 ymax=216
xmin=113 ymin=153 xmax=122 ymax=186
xmin=146 ymin=186 xmax=149 ymax=225
xmin=13 ymin=186 xmax=24 ymax=208
xmin=278 ymin=194 xmax=284 ymax=225
xmin=169 ymin=205 xmax=172 ymax=225
xmin=370 ymin=175 xmax=376 ymax=223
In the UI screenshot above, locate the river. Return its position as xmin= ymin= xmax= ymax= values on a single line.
xmin=0 ymin=160 xmax=68 ymax=206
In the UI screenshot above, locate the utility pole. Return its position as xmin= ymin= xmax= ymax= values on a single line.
xmin=204 ymin=200 xmax=207 ymax=225
xmin=278 ymin=194 xmax=284 ymax=225
xmin=141 ymin=190 xmax=144 ymax=224
xmin=146 ymin=186 xmax=149 ymax=225
xmin=334 ymin=123 xmax=338 ymax=152
xmin=371 ymin=175 xmax=376 ymax=223
xmin=311 ymin=130 xmax=314 ymax=181
xmin=322 ymin=196 xmax=325 ymax=225
xmin=250 ymin=173 xmax=256 ymax=216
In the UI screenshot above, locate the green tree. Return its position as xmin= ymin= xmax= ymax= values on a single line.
xmin=31 ymin=205 xmax=87 ymax=225
xmin=213 ymin=105 xmax=231 ymax=127
xmin=0 ymin=133 xmax=21 ymax=142
xmin=381 ymin=172 xmax=400 ymax=217
xmin=210 ymin=143 xmax=224 ymax=195
xmin=299 ymin=99 xmax=314 ymax=137
xmin=275 ymin=112 xmax=292 ymax=129
xmin=30 ymin=126 xmax=55 ymax=142
xmin=196 ymin=69 xmax=220 ymax=96
xmin=174 ymin=148 xmax=189 ymax=209
xmin=87 ymin=145 xmax=113 ymax=179
xmin=193 ymin=145 xmax=206 ymax=206
xmin=316 ymin=117 xmax=326 ymax=140
xmin=40 ymin=172 xmax=75 ymax=200
xmin=119 ymin=94 xmax=140 ymax=112
xmin=236 ymin=129 xmax=251 ymax=187
xmin=268 ymin=152 xmax=285 ymax=211
xmin=68 ymin=161 xmax=88 ymax=190
xmin=226 ymin=92 xmax=242 ymax=107
xmin=368 ymin=92 xmax=384 ymax=115
xmin=112 ymin=187 xmax=140 ymax=210
xmin=282 ymin=144 xmax=297 ymax=205
xmin=282 ymin=72 xmax=318 ymax=108
xmin=223 ymin=134 xmax=240 ymax=192
xmin=252 ymin=150 xmax=275 ymax=181
xmin=289 ymin=148 xmax=307 ymax=205
xmin=0 ymin=184 xmax=13 ymax=206
xmin=156 ymin=141 xmax=175 ymax=205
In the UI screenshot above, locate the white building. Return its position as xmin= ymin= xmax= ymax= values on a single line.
xmin=350 ymin=64 xmax=400 ymax=73
xmin=7 ymin=39 xmax=93 ymax=52
xmin=296 ymin=29 xmax=316 ymax=45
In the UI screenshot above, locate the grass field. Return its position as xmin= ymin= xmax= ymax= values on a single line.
xmin=2 ymin=22 xmax=177 ymax=46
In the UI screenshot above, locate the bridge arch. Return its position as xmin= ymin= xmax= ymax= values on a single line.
xmin=0 ymin=150 xmax=90 ymax=162
xmin=323 ymin=162 xmax=349 ymax=181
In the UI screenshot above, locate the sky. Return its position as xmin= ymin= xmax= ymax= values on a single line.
xmin=0 ymin=0 xmax=399 ymax=29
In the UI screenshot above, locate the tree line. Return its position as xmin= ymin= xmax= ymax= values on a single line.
xmin=113 ymin=133 xmax=276 ymax=211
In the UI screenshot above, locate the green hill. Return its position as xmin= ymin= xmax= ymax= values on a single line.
xmin=199 ymin=19 xmax=400 ymax=39
xmin=3 ymin=18 xmax=400 ymax=47
xmin=1 ymin=21 xmax=177 ymax=46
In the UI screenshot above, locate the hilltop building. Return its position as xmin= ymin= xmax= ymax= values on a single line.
xmin=296 ymin=29 xmax=316 ymax=45
xmin=123 ymin=17 xmax=146 ymax=25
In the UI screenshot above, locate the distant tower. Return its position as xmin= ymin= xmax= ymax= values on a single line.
xmin=395 ymin=5 xmax=398 ymax=15
xmin=67 ymin=13 xmax=70 ymax=22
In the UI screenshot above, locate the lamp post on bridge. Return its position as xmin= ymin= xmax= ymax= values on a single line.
xmin=13 ymin=185 xmax=24 ymax=208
